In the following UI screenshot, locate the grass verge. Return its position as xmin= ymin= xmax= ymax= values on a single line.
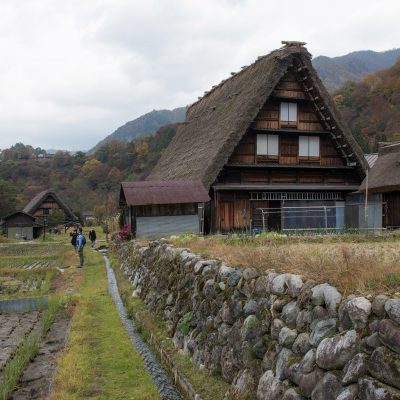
xmin=0 ymin=296 xmax=63 ymax=400
xmin=110 ymin=255 xmax=231 ymax=400
xmin=170 ymin=234 xmax=400 ymax=296
xmin=51 ymin=251 xmax=161 ymax=400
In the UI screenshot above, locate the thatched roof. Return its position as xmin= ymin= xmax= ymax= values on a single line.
xmin=23 ymin=190 xmax=77 ymax=221
xmin=359 ymin=142 xmax=400 ymax=193
xmin=148 ymin=42 xmax=367 ymax=189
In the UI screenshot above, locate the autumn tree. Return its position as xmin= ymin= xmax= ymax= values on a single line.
xmin=0 ymin=180 xmax=18 ymax=218
xmin=93 ymin=194 xmax=118 ymax=241
xmin=48 ymin=208 xmax=65 ymax=227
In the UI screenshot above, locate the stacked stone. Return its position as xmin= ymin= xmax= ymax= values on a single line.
xmin=115 ymin=241 xmax=400 ymax=400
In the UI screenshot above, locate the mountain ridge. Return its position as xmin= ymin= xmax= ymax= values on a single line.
xmin=88 ymin=107 xmax=186 ymax=154
xmin=312 ymin=48 xmax=400 ymax=92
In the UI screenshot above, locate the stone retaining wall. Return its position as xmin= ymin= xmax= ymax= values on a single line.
xmin=115 ymin=241 xmax=400 ymax=400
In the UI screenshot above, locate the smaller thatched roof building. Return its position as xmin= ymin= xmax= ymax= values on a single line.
xmin=23 ymin=190 xmax=77 ymax=222
xmin=359 ymin=142 xmax=400 ymax=229
xmin=359 ymin=142 xmax=400 ymax=194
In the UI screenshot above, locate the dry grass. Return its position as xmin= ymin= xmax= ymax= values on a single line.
xmin=171 ymin=235 xmax=400 ymax=296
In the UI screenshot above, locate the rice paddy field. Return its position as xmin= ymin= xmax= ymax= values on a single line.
xmin=0 ymin=243 xmax=70 ymax=300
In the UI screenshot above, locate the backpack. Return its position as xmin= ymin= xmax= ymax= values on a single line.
xmin=82 ymin=235 xmax=87 ymax=246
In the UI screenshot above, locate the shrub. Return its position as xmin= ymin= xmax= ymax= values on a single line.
xmin=178 ymin=312 xmax=193 ymax=336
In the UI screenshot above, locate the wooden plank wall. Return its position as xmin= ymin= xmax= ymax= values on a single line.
xmin=135 ymin=203 xmax=197 ymax=218
xmin=252 ymin=100 xmax=323 ymax=132
xmin=383 ymin=192 xmax=400 ymax=228
xmin=229 ymin=131 xmax=344 ymax=167
xmin=224 ymin=168 xmax=360 ymax=186
xmin=272 ymin=71 xmax=307 ymax=100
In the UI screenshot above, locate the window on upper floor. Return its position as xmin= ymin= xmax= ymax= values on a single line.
xmin=299 ymin=136 xmax=320 ymax=159
xmin=256 ymin=134 xmax=279 ymax=157
xmin=280 ymin=102 xmax=297 ymax=126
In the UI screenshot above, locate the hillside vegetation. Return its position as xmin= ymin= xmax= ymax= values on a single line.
xmin=313 ymin=48 xmax=400 ymax=92
xmin=0 ymin=124 xmax=178 ymax=218
xmin=334 ymin=58 xmax=400 ymax=151
xmin=89 ymin=107 xmax=186 ymax=154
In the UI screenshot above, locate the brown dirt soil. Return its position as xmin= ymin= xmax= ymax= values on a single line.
xmin=11 ymin=310 xmax=71 ymax=400
xmin=0 ymin=312 xmax=41 ymax=373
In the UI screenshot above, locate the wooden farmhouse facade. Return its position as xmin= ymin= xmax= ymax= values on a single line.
xmin=23 ymin=190 xmax=77 ymax=226
xmin=146 ymin=42 xmax=367 ymax=233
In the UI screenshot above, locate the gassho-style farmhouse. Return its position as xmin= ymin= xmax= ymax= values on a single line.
xmin=1 ymin=190 xmax=77 ymax=240
xmin=120 ymin=41 xmax=400 ymax=238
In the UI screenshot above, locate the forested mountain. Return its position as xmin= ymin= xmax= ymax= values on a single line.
xmin=0 ymin=124 xmax=178 ymax=219
xmin=313 ymin=48 xmax=400 ymax=92
xmin=333 ymin=59 xmax=400 ymax=152
xmin=89 ymin=107 xmax=186 ymax=154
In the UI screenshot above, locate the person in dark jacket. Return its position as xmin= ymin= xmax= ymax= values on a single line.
xmin=89 ymin=229 xmax=97 ymax=248
xmin=70 ymin=229 xmax=78 ymax=252
xmin=76 ymin=227 xmax=85 ymax=267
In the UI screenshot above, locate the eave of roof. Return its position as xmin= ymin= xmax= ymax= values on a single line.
xmin=212 ymin=184 xmax=360 ymax=191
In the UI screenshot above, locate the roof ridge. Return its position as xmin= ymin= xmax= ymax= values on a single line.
xmin=187 ymin=42 xmax=310 ymax=114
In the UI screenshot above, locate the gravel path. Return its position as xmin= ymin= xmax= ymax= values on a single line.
xmin=103 ymin=255 xmax=183 ymax=400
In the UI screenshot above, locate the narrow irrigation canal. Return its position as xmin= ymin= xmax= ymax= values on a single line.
xmin=103 ymin=254 xmax=183 ymax=400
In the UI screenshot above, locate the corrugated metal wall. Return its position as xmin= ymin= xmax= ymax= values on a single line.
xmin=136 ymin=215 xmax=199 ymax=239
xmin=345 ymin=194 xmax=382 ymax=230
xmin=7 ymin=227 xmax=34 ymax=240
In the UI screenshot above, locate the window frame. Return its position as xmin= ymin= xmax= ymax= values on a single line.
xmin=280 ymin=102 xmax=298 ymax=128
xmin=256 ymin=134 xmax=279 ymax=161
xmin=298 ymin=135 xmax=320 ymax=162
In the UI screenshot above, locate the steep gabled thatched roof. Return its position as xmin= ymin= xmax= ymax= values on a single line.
xmin=359 ymin=142 xmax=400 ymax=193
xmin=148 ymin=42 xmax=367 ymax=189
xmin=23 ymin=190 xmax=77 ymax=221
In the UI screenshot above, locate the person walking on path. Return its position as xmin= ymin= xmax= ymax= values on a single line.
xmin=76 ymin=227 xmax=86 ymax=267
xmin=70 ymin=229 xmax=78 ymax=253
xmin=89 ymin=229 xmax=97 ymax=248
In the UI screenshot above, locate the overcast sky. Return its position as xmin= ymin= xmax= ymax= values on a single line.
xmin=0 ymin=0 xmax=399 ymax=151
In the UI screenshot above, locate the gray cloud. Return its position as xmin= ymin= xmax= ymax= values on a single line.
xmin=0 ymin=0 xmax=399 ymax=151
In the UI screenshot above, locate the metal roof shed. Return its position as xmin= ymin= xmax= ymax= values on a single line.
xmin=120 ymin=181 xmax=210 ymax=239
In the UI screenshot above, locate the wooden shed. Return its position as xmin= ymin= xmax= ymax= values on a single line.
xmin=148 ymin=42 xmax=367 ymax=233
xmin=1 ymin=212 xmax=43 ymax=240
xmin=120 ymin=181 xmax=210 ymax=238
xmin=359 ymin=142 xmax=400 ymax=229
